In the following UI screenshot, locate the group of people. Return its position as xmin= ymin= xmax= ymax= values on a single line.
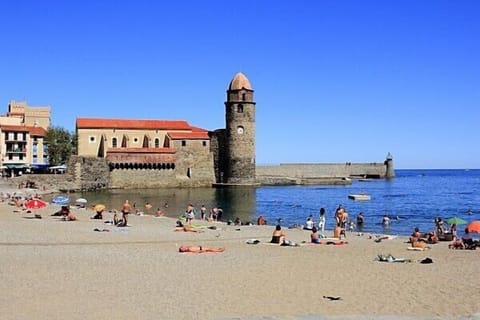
xmin=183 ymin=204 xmax=224 ymax=224
xmin=408 ymin=227 xmax=438 ymax=249
xmin=314 ymin=206 xmax=366 ymax=236
xmin=449 ymin=228 xmax=477 ymax=249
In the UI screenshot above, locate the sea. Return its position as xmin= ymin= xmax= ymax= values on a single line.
xmin=69 ymin=169 xmax=479 ymax=237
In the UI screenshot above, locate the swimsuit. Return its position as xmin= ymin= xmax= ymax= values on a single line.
xmin=271 ymin=236 xmax=281 ymax=244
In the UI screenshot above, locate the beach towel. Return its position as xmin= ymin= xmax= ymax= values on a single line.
xmin=375 ymin=254 xmax=412 ymax=263
xmin=308 ymin=240 xmax=348 ymax=246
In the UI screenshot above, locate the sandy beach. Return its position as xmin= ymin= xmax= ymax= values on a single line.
xmin=1 ymin=186 xmax=479 ymax=320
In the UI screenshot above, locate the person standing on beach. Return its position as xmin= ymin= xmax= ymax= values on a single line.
xmin=119 ymin=199 xmax=131 ymax=227
xmin=318 ymin=208 xmax=326 ymax=232
xmin=185 ymin=203 xmax=196 ymax=224
xmin=200 ymin=204 xmax=207 ymax=220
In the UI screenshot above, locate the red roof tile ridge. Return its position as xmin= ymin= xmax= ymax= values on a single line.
xmin=76 ymin=117 xmax=195 ymax=130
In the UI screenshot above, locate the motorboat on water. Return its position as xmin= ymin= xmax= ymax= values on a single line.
xmin=348 ymin=194 xmax=371 ymax=201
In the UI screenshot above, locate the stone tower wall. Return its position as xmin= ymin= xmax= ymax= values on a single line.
xmin=210 ymin=129 xmax=227 ymax=183
xmin=68 ymin=156 xmax=110 ymax=191
xmin=224 ymin=91 xmax=256 ymax=184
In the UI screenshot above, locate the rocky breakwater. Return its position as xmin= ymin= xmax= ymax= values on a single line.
xmin=10 ymin=174 xmax=78 ymax=194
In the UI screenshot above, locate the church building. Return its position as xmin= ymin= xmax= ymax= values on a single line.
xmin=74 ymin=72 xmax=256 ymax=189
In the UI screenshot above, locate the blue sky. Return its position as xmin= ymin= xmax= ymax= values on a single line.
xmin=1 ymin=1 xmax=479 ymax=169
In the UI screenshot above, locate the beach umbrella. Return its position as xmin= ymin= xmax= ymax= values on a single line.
xmin=25 ymin=199 xmax=47 ymax=209
xmin=52 ymin=195 xmax=70 ymax=205
xmin=467 ymin=221 xmax=480 ymax=233
xmin=94 ymin=204 xmax=106 ymax=213
xmin=446 ymin=217 xmax=467 ymax=225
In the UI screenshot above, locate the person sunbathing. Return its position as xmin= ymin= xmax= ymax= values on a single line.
xmin=155 ymin=208 xmax=164 ymax=217
xmin=64 ymin=211 xmax=78 ymax=221
xmin=310 ymin=227 xmax=321 ymax=244
xmin=448 ymin=236 xmax=465 ymax=249
xmin=409 ymin=227 xmax=423 ymax=243
xmin=175 ymin=224 xmax=204 ymax=232
xmin=411 ymin=237 xmax=429 ymax=249
xmin=271 ymin=224 xmax=286 ymax=244
xmin=178 ymin=245 xmax=224 ymax=253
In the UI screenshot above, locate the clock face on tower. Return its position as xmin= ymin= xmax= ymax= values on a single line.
xmin=237 ymin=126 xmax=244 ymax=134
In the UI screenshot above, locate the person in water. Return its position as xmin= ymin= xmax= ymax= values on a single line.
xmin=356 ymin=212 xmax=364 ymax=226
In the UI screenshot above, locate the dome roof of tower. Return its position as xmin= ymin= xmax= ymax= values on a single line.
xmin=228 ymin=72 xmax=252 ymax=90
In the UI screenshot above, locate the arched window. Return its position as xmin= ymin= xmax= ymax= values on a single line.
xmin=112 ymin=137 xmax=117 ymax=148
xmin=142 ymin=135 xmax=149 ymax=148
xmin=237 ymin=104 xmax=243 ymax=113
xmin=154 ymin=138 xmax=160 ymax=148
xmin=242 ymin=93 xmax=246 ymax=101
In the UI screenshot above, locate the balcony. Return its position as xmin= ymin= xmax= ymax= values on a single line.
xmin=6 ymin=148 xmax=26 ymax=154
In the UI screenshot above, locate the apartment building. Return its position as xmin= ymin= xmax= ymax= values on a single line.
xmin=0 ymin=100 xmax=50 ymax=175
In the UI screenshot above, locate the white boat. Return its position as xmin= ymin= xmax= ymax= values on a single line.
xmin=75 ymin=198 xmax=88 ymax=204
xmin=348 ymin=194 xmax=371 ymax=201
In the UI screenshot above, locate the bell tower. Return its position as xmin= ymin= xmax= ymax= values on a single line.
xmin=224 ymin=72 xmax=256 ymax=184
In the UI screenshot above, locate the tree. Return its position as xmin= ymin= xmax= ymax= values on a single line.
xmin=45 ymin=126 xmax=76 ymax=165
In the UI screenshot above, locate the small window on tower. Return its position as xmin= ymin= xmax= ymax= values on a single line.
xmin=237 ymin=104 xmax=243 ymax=113
xmin=202 ymin=141 xmax=207 ymax=147
xmin=112 ymin=137 xmax=117 ymax=148
xmin=182 ymin=140 xmax=186 ymax=147
xmin=242 ymin=93 xmax=246 ymax=101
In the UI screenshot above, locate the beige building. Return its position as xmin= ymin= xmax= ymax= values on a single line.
xmin=75 ymin=118 xmax=214 ymax=188
xmin=0 ymin=101 xmax=50 ymax=174
xmin=7 ymin=100 xmax=51 ymax=129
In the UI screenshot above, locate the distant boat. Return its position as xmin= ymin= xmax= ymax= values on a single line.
xmin=75 ymin=198 xmax=88 ymax=204
xmin=348 ymin=194 xmax=371 ymax=201
xmin=52 ymin=195 xmax=70 ymax=205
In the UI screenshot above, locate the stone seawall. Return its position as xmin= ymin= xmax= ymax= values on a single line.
xmin=10 ymin=161 xmax=392 ymax=192
xmin=256 ymin=162 xmax=389 ymax=185
xmin=9 ymin=174 xmax=76 ymax=193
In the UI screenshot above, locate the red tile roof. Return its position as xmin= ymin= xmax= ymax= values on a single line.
xmin=0 ymin=125 xmax=47 ymax=136
xmin=76 ymin=118 xmax=194 ymax=130
xmin=29 ymin=126 xmax=48 ymax=136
